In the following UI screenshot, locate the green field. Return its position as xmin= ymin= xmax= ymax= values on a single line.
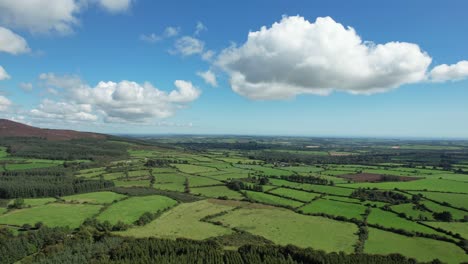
xmin=270 ymin=179 xmax=354 ymax=196
xmin=212 ymin=206 xmax=358 ymax=253
xmin=409 ymin=191 xmax=468 ymax=209
xmin=244 ymin=191 xmax=303 ymax=208
xmin=0 ymin=203 xmax=102 ymax=228
xmin=367 ymin=208 xmax=448 ymax=237
xmin=268 ymin=187 xmax=321 ymax=202
xmin=425 ymin=222 xmax=468 ymax=239
xmin=300 ymin=198 xmax=367 ymax=220
xmin=8 ymin=198 xmax=56 ymax=207
xmin=391 ymin=203 xmax=433 ymax=220
xmin=339 ymin=178 xmax=468 ymax=193
xmin=173 ymin=164 xmax=218 ymax=174
xmin=117 ymin=199 xmax=234 ymax=240
xmin=365 ymin=228 xmax=467 ymax=264
xmin=62 ymin=191 xmax=126 ymax=204
xmin=191 ymin=186 xmax=244 ymax=200
xmin=97 ymin=195 xmax=177 ymax=225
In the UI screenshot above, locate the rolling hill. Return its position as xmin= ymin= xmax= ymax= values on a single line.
xmin=0 ymin=119 xmax=106 ymax=141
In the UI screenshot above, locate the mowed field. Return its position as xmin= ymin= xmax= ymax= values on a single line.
xmin=212 ymin=206 xmax=358 ymax=253
xmin=97 ymin=195 xmax=177 ymax=225
xmin=365 ymin=228 xmax=467 ymax=264
xmin=117 ymin=199 xmax=234 ymax=240
xmin=0 ymin=203 xmax=102 ymax=228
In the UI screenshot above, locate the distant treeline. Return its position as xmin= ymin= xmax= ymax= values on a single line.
xmin=0 ymin=226 xmax=438 ymax=264
xmin=0 ymin=168 xmax=114 ymax=198
xmin=0 ymin=137 xmax=129 ymax=161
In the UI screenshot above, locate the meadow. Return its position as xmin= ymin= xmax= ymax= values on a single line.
xmin=1 ymin=136 xmax=467 ymax=263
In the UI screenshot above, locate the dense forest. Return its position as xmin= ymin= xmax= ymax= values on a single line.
xmin=0 ymin=168 xmax=114 ymax=198
xmin=0 ymin=226 xmax=439 ymax=264
xmin=0 ymin=137 xmax=129 ymax=161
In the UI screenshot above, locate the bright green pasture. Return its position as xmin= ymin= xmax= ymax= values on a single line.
xmin=365 ymin=228 xmax=467 ymax=264
xmin=367 ymin=208 xmax=448 ymax=237
xmin=300 ymin=199 xmax=367 ymax=220
xmin=234 ymin=164 xmax=291 ymax=176
xmin=62 ymin=191 xmax=126 ymax=204
xmin=187 ymin=175 xmax=223 ymax=187
xmin=391 ymin=203 xmax=433 ymax=220
xmin=97 ymin=195 xmax=177 ymax=225
xmin=114 ymin=179 xmax=150 ymax=187
xmin=102 ymin=172 xmax=125 ymax=180
xmin=153 ymin=173 xmax=186 ymax=192
xmin=0 ymin=203 xmax=101 ymax=228
xmin=0 ymin=208 xmax=7 ymax=215
xmin=0 ymin=147 xmax=7 ymax=158
xmin=173 ymin=164 xmax=218 ymax=174
xmin=270 ymin=179 xmax=354 ymax=196
xmin=338 ymin=178 xmax=468 ymax=193
xmin=190 ymin=186 xmax=243 ymax=200
xmin=280 ymin=166 xmax=324 ymax=173
xmin=244 ymin=191 xmax=303 ymax=208
xmin=5 ymin=162 xmax=61 ymax=170
xmin=425 ymin=222 xmax=468 ymax=239
xmin=117 ymin=199 xmax=233 ymax=240
xmin=128 ymin=170 xmax=150 ymax=177
xmin=8 ymin=198 xmax=56 ymax=207
xmin=409 ymin=191 xmax=468 ymax=209
xmin=213 ymin=207 xmax=358 ymax=253
xmin=268 ymin=188 xmax=321 ymax=202
xmin=421 ymin=201 xmax=468 ymax=220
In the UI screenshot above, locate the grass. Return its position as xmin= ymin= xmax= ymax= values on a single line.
xmin=8 ymin=198 xmax=56 ymax=207
xmin=365 ymin=227 xmax=467 ymax=264
xmin=421 ymin=200 xmax=467 ymax=220
xmin=187 ymin=175 xmax=223 ymax=187
xmin=409 ymin=191 xmax=468 ymax=209
xmin=244 ymin=191 xmax=303 ymax=208
xmin=212 ymin=206 xmax=357 ymax=253
xmin=97 ymin=195 xmax=177 ymax=225
xmin=173 ymin=164 xmax=218 ymax=174
xmin=117 ymin=199 xmax=234 ymax=240
xmin=339 ymin=178 xmax=468 ymax=193
xmin=391 ymin=203 xmax=433 ymax=220
xmin=114 ymin=179 xmax=150 ymax=187
xmin=367 ymin=208 xmax=448 ymax=237
xmin=191 ymin=186 xmax=244 ymax=200
xmin=424 ymin=222 xmax=468 ymax=239
xmin=0 ymin=208 xmax=7 ymax=215
xmin=234 ymin=164 xmax=291 ymax=176
xmin=268 ymin=187 xmax=321 ymax=202
xmin=0 ymin=203 xmax=102 ymax=228
xmin=62 ymin=191 xmax=126 ymax=204
xmin=300 ymin=199 xmax=367 ymax=220
xmin=153 ymin=173 xmax=186 ymax=192
xmin=270 ymin=179 xmax=354 ymax=196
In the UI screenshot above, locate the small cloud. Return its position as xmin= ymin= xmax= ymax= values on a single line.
xmin=0 ymin=27 xmax=30 ymax=55
xmin=0 ymin=95 xmax=12 ymax=111
xmin=195 ymin=21 xmax=207 ymax=35
xmin=429 ymin=60 xmax=468 ymax=82
xmin=0 ymin=66 xmax=10 ymax=80
xmin=197 ymin=70 xmax=218 ymax=87
xmin=140 ymin=33 xmax=161 ymax=43
xmin=202 ymin=50 xmax=215 ymax=61
xmin=171 ymin=36 xmax=204 ymax=56
xmin=164 ymin=26 xmax=180 ymax=37
xmin=19 ymin=82 xmax=33 ymax=91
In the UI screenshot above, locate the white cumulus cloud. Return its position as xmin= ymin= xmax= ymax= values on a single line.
xmin=94 ymin=0 xmax=133 ymax=13
xmin=217 ymin=16 xmax=434 ymax=100
xmin=0 ymin=27 xmax=30 ymax=54
xmin=172 ymin=36 xmax=204 ymax=56
xmin=197 ymin=70 xmax=217 ymax=87
xmin=19 ymin=82 xmax=33 ymax=91
xmin=195 ymin=21 xmax=207 ymax=35
xmin=38 ymin=73 xmax=201 ymax=123
xmin=30 ymin=99 xmax=98 ymax=122
xmin=0 ymin=0 xmax=132 ymax=34
xmin=429 ymin=60 xmax=468 ymax=82
xmin=0 ymin=95 xmax=11 ymax=111
xmin=0 ymin=66 xmax=10 ymax=80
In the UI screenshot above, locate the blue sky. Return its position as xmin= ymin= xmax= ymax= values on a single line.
xmin=0 ymin=0 xmax=467 ymax=138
